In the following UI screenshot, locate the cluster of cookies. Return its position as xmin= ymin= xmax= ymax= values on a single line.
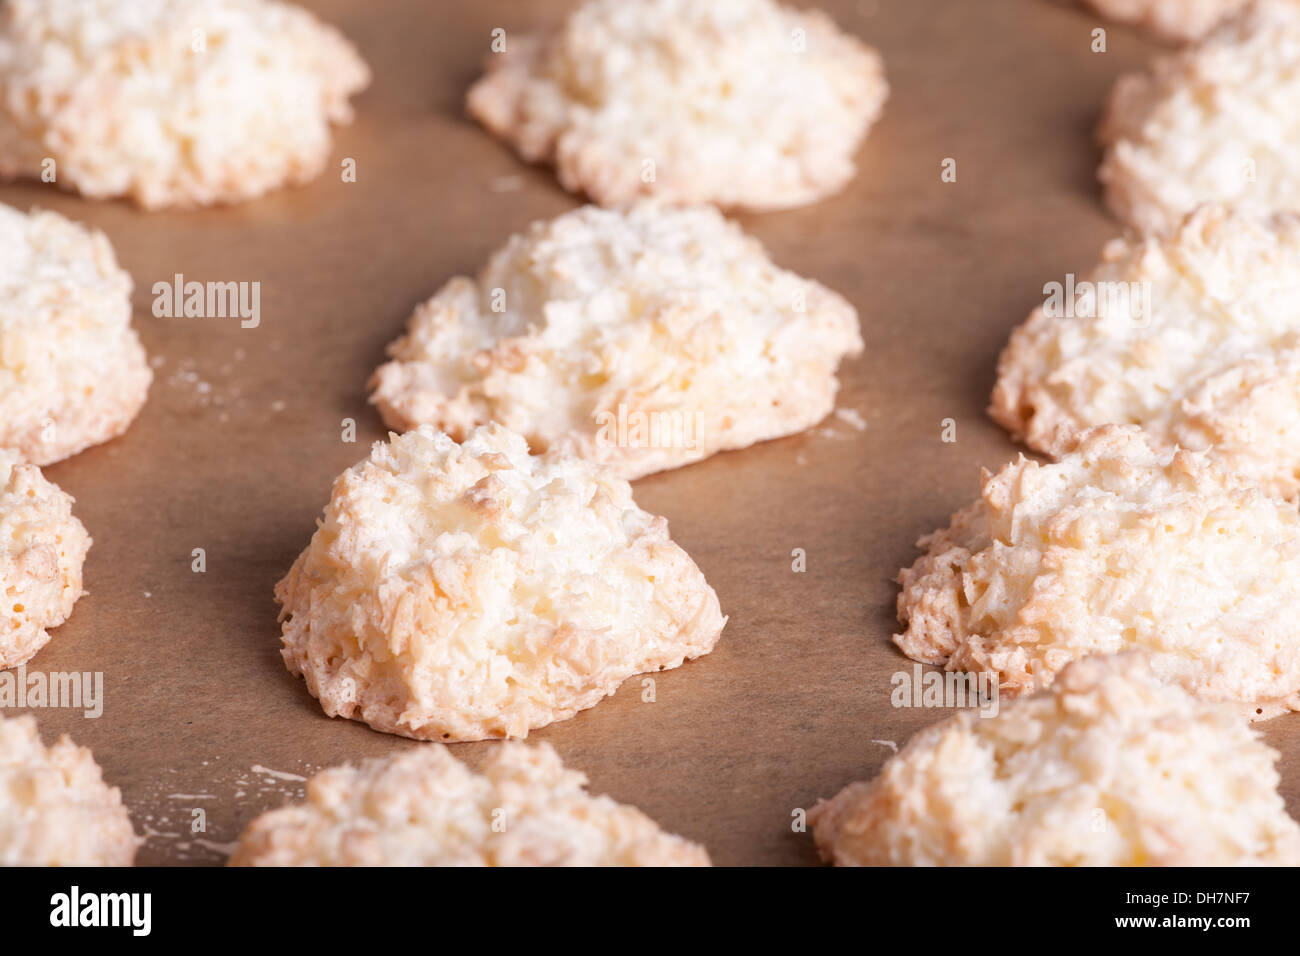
xmin=814 ymin=0 xmax=1300 ymax=866
xmin=0 ymin=0 xmax=880 ymax=867
xmin=2 ymin=0 xmax=1299 ymax=867
xmin=0 ymin=0 xmax=372 ymax=865
xmin=259 ymin=0 xmax=885 ymax=866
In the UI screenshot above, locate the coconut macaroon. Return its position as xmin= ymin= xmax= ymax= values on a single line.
xmin=370 ymin=203 xmax=863 ymax=480
xmin=810 ymin=655 xmax=1300 ymax=866
xmin=1079 ymin=0 xmax=1250 ymax=44
xmin=466 ymin=0 xmax=887 ymax=210
xmin=0 ymin=714 xmax=139 ymax=866
xmin=0 ymin=204 xmax=151 ymax=465
xmin=276 ymin=423 xmax=726 ymax=741
xmin=1098 ymin=0 xmax=1300 ymax=234
xmin=0 ymin=452 xmax=92 ymax=670
xmin=0 ymin=0 xmax=370 ymax=209
xmin=895 ymin=425 xmax=1300 ymax=720
xmin=230 ymin=743 xmax=709 ymax=867
xmin=992 ymin=205 xmax=1300 ymax=500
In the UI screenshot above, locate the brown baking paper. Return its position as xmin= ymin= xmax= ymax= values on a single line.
xmin=2 ymin=0 xmax=1294 ymax=866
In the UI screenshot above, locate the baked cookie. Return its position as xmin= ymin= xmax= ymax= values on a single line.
xmin=0 ymin=0 xmax=370 ymax=209
xmin=895 ymin=425 xmax=1300 ymax=719
xmin=0 ymin=714 xmax=138 ymax=866
xmin=1098 ymin=0 xmax=1300 ymax=234
xmin=0 ymin=203 xmax=151 ymax=465
xmin=1079 ymin=0 xmax=1250 ymax=44
xmin=230 ymin=742 xmax=709 ymax=866
xmin=992 ymin=205 xmax=1300 ymax=500
xmin=370 ymin=203 xmax=863 ymax=479
xmin=0 ymin=451 xmax=91 ymax=669
xmin=466 ymin=0 xmax=887 ymax=210
xmin=810 ymin=655 xmax=1300 ymax=866
xmin=276 ymin=423 xmax=726 ymax=741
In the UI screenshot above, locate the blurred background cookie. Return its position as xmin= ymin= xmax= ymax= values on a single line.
xmin=810 ymin=655 xmax=1300 ymax=866
xmin=0 ymin=714 xmax=138 ymax=866
xmin=0 ymin=0 xmax=370 ymax=208
xmin=230 ymin=742 xmax=709 ymax=866
xmin=992 ymin=205 xmax=1300 ymax=500
xmin=467 ymin=0 xmax=887 ymax=210
xmin=1078 ymin=0 xmax=1250 ymax=44
xmin=370 ymin=203 xmax=863 ymax=479
xmin=0 ymin=203 xmax=150 ymax=464
xmin=1099 ymin=0 xmax=1300 ymax=233
xmin=0 ymin=452 xmax=90 ymax=669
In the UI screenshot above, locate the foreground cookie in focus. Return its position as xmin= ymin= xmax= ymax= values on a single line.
xmin=0 ymin=714 xmax=138 ymax=866
xmin=276 ymin=424 xmax=726 ymax=741
xmin=1099 ymin=0 xmax=1300 ymax=234
xmin=992 ymin=205 xmax=1300 ymax=499
xmin=467 ymin=0 xmax=887 ymax=210
xmin=230 ymin=742 xmax=709 ymax=866
xmin=370 ymin=203 xmax=863 ymax=479
xmin=1079 ymin=0 xmax=1250 ymax=44
xmin=0 ymin=204 xmax=151 ymax=464
xmin=895 ymin=425 xmax=1300 ymax=719
xmin=810 ymin=656 xmax=1300 ymax=866
xmin=0 ymin=0 xmax=369 ymax=209
xmin=0 ymin=452 xmax=91 ymax=669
